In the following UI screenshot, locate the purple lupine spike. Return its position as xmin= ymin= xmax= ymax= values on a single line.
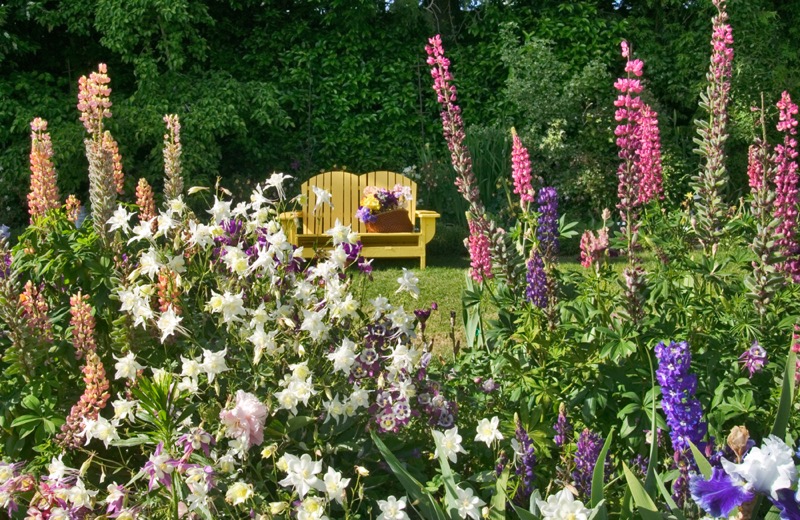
xmin=572 ymin=428 xmax=605 ymax=498
xmin=514 ymin=420 xmax=537 ymax=504
xmin=536 ymin=187 xmax=559 ymax=258
xmin=553 ymin=403 xmax=571 ymax=447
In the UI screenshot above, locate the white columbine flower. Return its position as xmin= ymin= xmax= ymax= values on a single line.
xmin=326 ymin=219 xmax=352 ymax=245
xmin=475 ymin=416 xmax=504 ymax=447
xmin=225 ymin=481 xmax=254 ymax=506
xmin=395 ymin=268 xmax=419 ymax=299
xmin=112 ymin=399 xmax=138 ymax=422
xmin=377 ymin=495 xmax=409 ymax=520
xmin=82 ymin=417 xmax=119 ymax=449
xmin=278 ymin=454 xmax=322 ymax=499
xmin=455 ymin=486 xmax=486 ymax=520
xmin=327 ymin=338 xmax=357 ymax=374
xmin=536 ymin=489 xmax=591 ymax=520
xmin=113 ymin=352 xmax=143 ymax=380
xmin=157 ymin=305 xmax=183 ymax=343
xmin=128 ymin=218 xmax=155 ymax=244
xmin=181 ymin=356 xmax=203 ymax=378
xmin=202 ymin=348 xmax=229 ymax=383
xmin=318 ymin=466 xmax=350 ymax=504
xmin=721 ymin=434 xmax=798 ymax=499
xmin=433 ymin=427 xmax=467 ymax=464
xmin=264 ymin=172 xmax=292 ymax=200
xmin=107 ymin=205 xmax=135 ymax=233
xmin=208 ymin=196 xmax=232 ymax=223
xmin=312 ymin=186 xmax=334 ymax=211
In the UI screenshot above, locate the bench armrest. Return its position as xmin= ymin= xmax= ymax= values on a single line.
xmin=278 ymin=211 xmax=303 ymax=244
xmin=415 ymin=210 xmax=440 ymax=244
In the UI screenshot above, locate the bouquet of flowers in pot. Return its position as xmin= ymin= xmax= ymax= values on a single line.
xmin=356 ymin=184 xmax=413 ymax=232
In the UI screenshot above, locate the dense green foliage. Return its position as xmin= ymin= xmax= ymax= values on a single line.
xmin=1 ymin=0 xmax=799 ymax=230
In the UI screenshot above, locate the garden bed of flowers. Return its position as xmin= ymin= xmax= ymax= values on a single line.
xmin=2 ymin=0 xmax=800 ymax=519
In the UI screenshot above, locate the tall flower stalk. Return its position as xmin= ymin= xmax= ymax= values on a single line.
xmin=27 ymin=118 xmax=60 ymax=222
xmin=772 ymin=91 xmax=800 ymax=280
xmin=78 ymin=63 xmax=117 ymax=245
xmin=58 ymin=292 xmax=110 ymax=448
xmin=426 ymin=35 xmax=496 ymax=283
xmin=614 ymin=41 xmax=662 ymax=262
xmin=690 ymin=0 xmax=734 ymax=252
xmin=655 ymin=340 xmax=707 ymax=506
xmin=746 ymin=97 xmax=783 ymax=315
xmin=163 ymin=114 xmax=184 ymax=201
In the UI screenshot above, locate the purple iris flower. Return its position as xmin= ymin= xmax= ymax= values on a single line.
xmin=690 ymin=468 xmax=755 ymax=518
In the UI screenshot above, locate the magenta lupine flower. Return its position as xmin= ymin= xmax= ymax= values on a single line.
xmin=614 ymin=41 xmax=662 ymax=228
xmin=773 ymin=91 xmax=800 ymax=279
xmin=511 ymin=131 xmax=535 ymax=205
xmin=144 ymin=442 xmax=179 ymax=490
xmin=580 ymin=228 xmax=610 ymax=269
xmin=467 ymin=217 xmax=493 ymax=282
xmin=739 ymin=341 xmax=767 ymax=377
xmin=426 ymin=35 xmax=495 ymax=282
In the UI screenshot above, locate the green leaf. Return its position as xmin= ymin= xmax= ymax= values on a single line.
xmin=771 ymin=349 xmax=796 ymax=438
xmin=489 ymin=467 xmax=509 ymax=520
xmin=688 ymin=441 xmax=712 ymax=479
xmin=622 ymin=463 xmax=662 ymax=520
xmin=653 ymin=471 xmax=685 ymax=520
xmin=371 ymin=431 xmax=447 ymax=520
xmin=591 ymin=427 xmax=614 ymax=510
xmin=10 ymin=414 xmax=41 ymax=428
xmin=21 ymin=394 xmax=41 ymax=410
xmin=511 ymin=504 xmax=538 ymax=520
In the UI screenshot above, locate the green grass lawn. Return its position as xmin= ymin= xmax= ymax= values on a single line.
xmin=362 ymin=254 xmax=471 ymax=353
xmin=363 ymin=252 xmax=583 ymax=351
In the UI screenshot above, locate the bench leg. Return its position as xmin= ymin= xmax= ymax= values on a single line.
xmin=420 ymin=253 xmax=426 ymax=270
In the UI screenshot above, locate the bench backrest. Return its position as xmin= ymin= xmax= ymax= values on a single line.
xmin=300 ymin=171 xmax=418 ymax=234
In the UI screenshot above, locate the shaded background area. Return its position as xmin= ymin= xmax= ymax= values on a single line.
xmin=1 ymin=0 xmax=799 ymax=242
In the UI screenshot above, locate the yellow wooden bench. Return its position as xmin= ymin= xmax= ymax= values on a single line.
xmin=279 ymin=170 xmax=440 ymax=268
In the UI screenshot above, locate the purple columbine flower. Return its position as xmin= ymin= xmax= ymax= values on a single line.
xmin=177 ymin=428 xmax=214 ymax=458
xmin=105 ymin=484 xmax=127 ymax=516
xmin=739 ymin=341 xmax=767 ymax=377
xmin=553 ymin=404 xmax=571 ymax=447
xmin=536 ymin=187 xmax=559 ymax=258
xmin=572 ymin=428 xmax=605 ymax=498
xmin=525 ymin=253 xmax=547 ymax=308
xmin=514 ymin=420 xmax=537 ymax=505
xmin=143 ymin=442 xmax=178 ymax=490
xmin=690 ymin=468 xmax=755 ymax=518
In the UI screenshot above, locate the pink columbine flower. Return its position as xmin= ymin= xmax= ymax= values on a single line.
xmin=219 ymin=390 xmax=268 ymax=448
